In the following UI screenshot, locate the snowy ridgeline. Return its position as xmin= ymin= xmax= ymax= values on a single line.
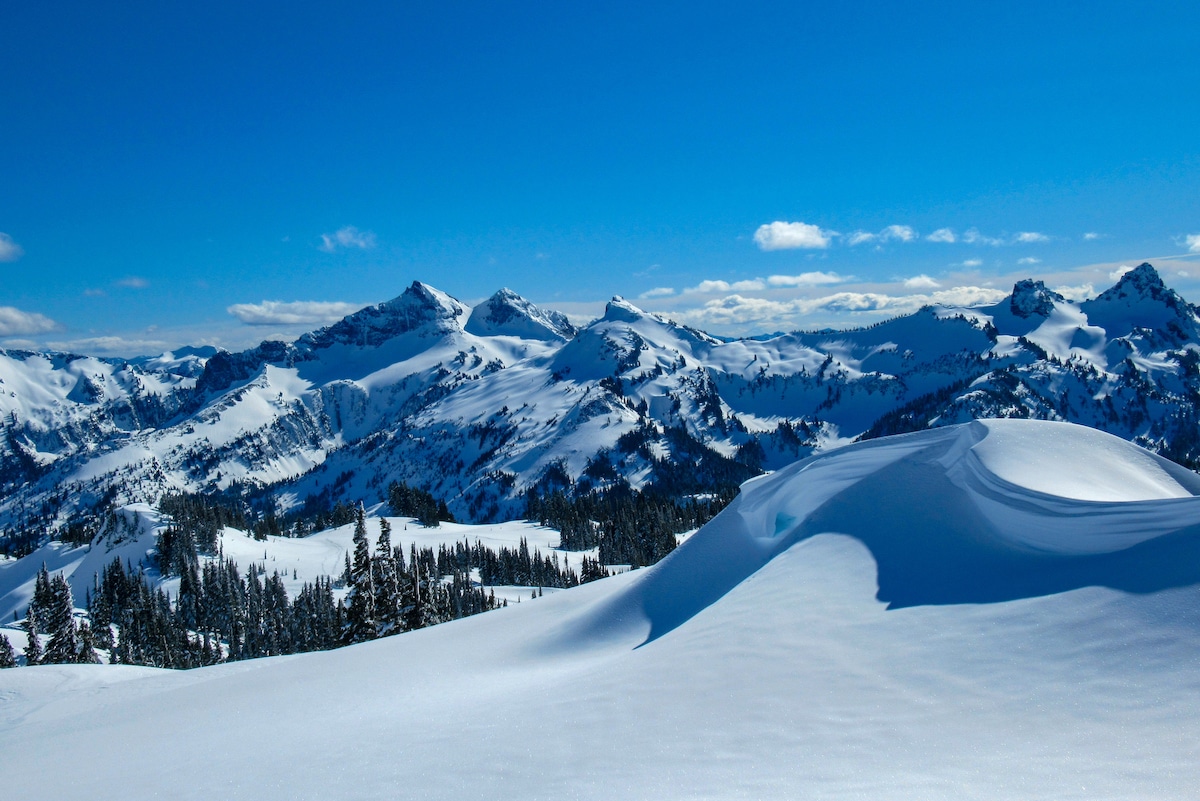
xmin=3 ymin=419 xmax=1200 ymax=798
xmin=9 ymin=262 xmax=1200 ymax=540
xmin=0 ymin=510 xmax=616 ymax=668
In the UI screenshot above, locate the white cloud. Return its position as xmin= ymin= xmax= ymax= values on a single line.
xmin=1186 ymin=233 xmax=1200 ymax=253
xmin=1109 ymin=265 xmax=1133 ymax=281
xmin=963 ymin=229 xmax=1004 ymax=246
xmin=117 ymin=276 xmax=149 ymax=289
xmin=0 ymin=306 xmax=60 ymax=337
xmin=753 ymin=221 xmax=834 ymax=250
xmin=84 ymin=288 xmax=107 ymax=297
xmin=928 ymin=286 xmax=1010 ymax=307
xmin=0 ymin=232 xmax=24 ymax=262
xmin=672 ymin=284 xmax=1009 ymax=331
xmin=1083 ymin=232 xmax=1102 ymax=241
xmin=45 ymin=335 xmax=174 ymax=357
xmin=1014 ymin=231 xmax=1049 ymax=243
xmin=961 ymin=259 xmax=983 ymax=268
xmin=638 ymin=287 xmax=675 ymax=299
xmin=1052 ymin=283 xmax=1096 ymax=301
xmin=926 ymin=228 xmax=956 ymax=243
xmin=227 ymin=300 xmax=368 ymax=326
xmin=686 ymin=279 xmax=766 ymax=294
xmin=319 ymin=225 xmax=377 ymax=253
xmin=880 ymin=224 xmax=916 ymax=242
xmin=848 ymin=225 xmax=916 ymax=246
xmin=903 ymin=274 xmax=941 ymax=289
xmin=1017 ymin=257 xmax=1041 ymax=265
xmin=766 ymin=271 xmax=848 ymax=287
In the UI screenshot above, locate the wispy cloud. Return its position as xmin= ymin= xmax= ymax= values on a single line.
xmin=227 ymin=300 xmax=368 ymax=326
xmin=847 ymin=224 xmax=917 ymax=246
xmin=1083 ymin=232 xmax=1102 ymax=241
xmin=319 ymin=225 xmax=377 ymax=253
xmin=685 ymin=273 xmax=852 ymax=295
xmin=961 ymin=259 xmax=983 ymax=267
xmin=673 ymin=285 xmax=1009 ymax=329
xmin=0 ymin=306 xmax=60 ymax=337
xmin=753 ymin=221 xmax=835 ymax=250
xmin=903 ymin=274 xmax=941 ymax=289
xmin=0 ymin=232 xmax=24 ymax=262
xmin=1187 ymin=233 xmax=1200 ymax=254
xmin=1018 ymin=257 xmax=1041 ymax=265
xmin=638 ymin=287 xmax=675 ymax=299
xmin=117 ymin=276 xmax=149 ymax=289
xmin=686 ymin=279 xmax=767 ymax=294
xmin=963 ymin=228 xmax=1005 ymax=246
xmin=926 ymin=228 xmax=956 ymax=243
xmin=1014 ymin=231 xmax=1049 ymax=243
xmin=44 ymin=335 xmax=175 ymax=357
xmin=766 ymin=271 xmax=848 ymax=287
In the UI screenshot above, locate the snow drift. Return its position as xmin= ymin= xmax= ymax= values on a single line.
xmin=4 ymin=420 xmax=1200 ymax=800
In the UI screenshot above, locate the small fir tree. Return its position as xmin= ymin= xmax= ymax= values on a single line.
xmin=0 ymin=633 xmax=16 ymax=668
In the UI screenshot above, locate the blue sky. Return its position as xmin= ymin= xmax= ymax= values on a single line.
xmin=2 ymin=1 xmax=1198 ymax=355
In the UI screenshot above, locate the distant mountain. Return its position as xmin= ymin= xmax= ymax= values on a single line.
xmin=5 ymin=263 xmax=1200 ymax=538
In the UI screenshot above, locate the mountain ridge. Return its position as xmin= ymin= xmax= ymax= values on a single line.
xmin=5 ymin=263 xmax=1200 ymax=541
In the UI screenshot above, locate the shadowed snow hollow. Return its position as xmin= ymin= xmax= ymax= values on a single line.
xmin=574 ymin=419 xmax=1200 ymax=644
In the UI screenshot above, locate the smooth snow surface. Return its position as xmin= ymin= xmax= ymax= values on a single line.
xmin=971 ymin=419 xmax=1200 ymax=501
xmin=4 ymin=420 xmax=1200 ymax=799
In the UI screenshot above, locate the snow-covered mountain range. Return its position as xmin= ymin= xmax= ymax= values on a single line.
xmin=5 ymin=419 xmax=1200 ymax=799
xmin=5 ymin=262 xmax=1200 ymax=535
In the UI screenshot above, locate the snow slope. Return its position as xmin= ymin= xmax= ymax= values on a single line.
xmin=3 ymin=420 xmax=1200 ymax=799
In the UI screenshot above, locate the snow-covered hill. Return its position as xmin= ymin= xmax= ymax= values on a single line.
xmin=3 ymin=420 xmax=1200 ymax=799
xmin=6 ymin=263 xmax=1200 ymax=537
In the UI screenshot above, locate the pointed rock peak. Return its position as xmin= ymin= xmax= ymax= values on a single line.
xmin=1010 ymin=279 xmax=1065 ymax=318
xmin=301 ymin=282 xmax=467 ymax=351
xmin=1100 ymin=263 xmax=1169 ymax=300
xmin=385 ymin=281 xmax=468 ymax=320
xmin=465 ymin=288 xmax=577 ymax=341
xmin=602 ymin=296 xmax=647 ymax=324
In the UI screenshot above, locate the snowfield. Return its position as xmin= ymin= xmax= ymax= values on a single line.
xmin=3 ymin=419 xmax=1200 ymax=799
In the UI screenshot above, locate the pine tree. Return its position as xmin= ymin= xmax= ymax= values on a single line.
xmin=0 ymin=633 xmax=16 ymax=668
xmin=342 ymin=505 xmax=375 ymax=644
xmin=43 ymin=573 xmax=80 ymax=664
xmin=23 ymin=605 xmax=42 ymax=666
xmin=75 ymin=621 xmax=102 ymax=664
xmin=372 ymin=518 xmax=402 ymax=637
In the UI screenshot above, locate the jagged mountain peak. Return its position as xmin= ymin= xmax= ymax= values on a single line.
xmin=602 ymin=296 xmax=648 ymax=324
xmin=1082 ymin=262 xmax=1196 ymax=338
xmin=300 ymin=281 xmax=467 ymax=351
xmin=1093 ymin=263 xmax=1172 ymax=304
xmin=465 ymin=288 xmax=577 ymax=342
xmin=1010 ymin=279 xmax=1066 ymax=319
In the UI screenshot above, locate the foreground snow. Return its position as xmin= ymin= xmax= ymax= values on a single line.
xmin=3 ymin=420 xmax=1200 ymax=799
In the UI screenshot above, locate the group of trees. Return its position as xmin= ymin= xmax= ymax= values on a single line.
xmin=8 ymin=565 xmax=102 ymax=667
xmin=1 ymin=471 xmax=734 ymax=669
xmin=387 ymin=481 xmax=455 ymax=527
xmin=526 ymin=486 xmax=737 ymax=567
xmin=86 ymin=555 xmax=340 ymax=668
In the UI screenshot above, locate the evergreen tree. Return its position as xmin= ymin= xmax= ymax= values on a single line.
xmin=372 ymin=518 xmax=402 ymax=637
xmin=342 ymin=505 xmax=375 ymax=644
xmin=43 ymin=573 xmax=80 ymax=664
xmin=75 ymin=621 xmax=102 ymax=664
xmin=23 ymin=605 xmax=42 ymax=666
xmin=0 ymin=633 xmax=16 ymax=668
